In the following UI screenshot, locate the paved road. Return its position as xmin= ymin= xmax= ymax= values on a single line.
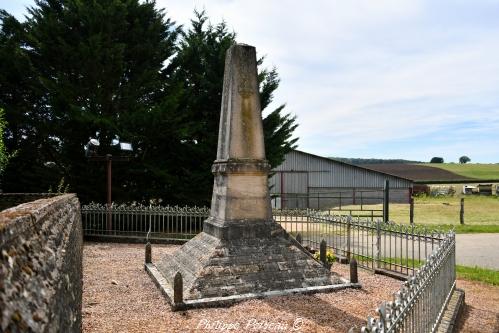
xmin=302 ymin=231 xmax=499 ymax=270
xmin=456 ymin=233 xmax=499 ymax=270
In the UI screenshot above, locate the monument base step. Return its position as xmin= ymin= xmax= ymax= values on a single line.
xmin=150 ymin=222 xmax=347 ymax=307
xmin=146 ymin=263 xmax=360 ymax=311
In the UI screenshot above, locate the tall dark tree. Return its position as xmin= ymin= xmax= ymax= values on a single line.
xmin=0 ymin=6 xmax=297 ymax=205
xmin=1 ymin=0 xmax=178 ymax=202
xmin=166 ymin=11 xmax=298 ymax=205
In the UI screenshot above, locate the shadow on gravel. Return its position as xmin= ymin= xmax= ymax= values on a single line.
xmin=264 ymin=295 xmax=365 ymax=332
xmin=455 ymin=303 xmax=472 ymax=331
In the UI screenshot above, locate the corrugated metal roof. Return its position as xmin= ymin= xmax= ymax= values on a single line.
xmin=270 ymin=150 xmax=413 ymax=190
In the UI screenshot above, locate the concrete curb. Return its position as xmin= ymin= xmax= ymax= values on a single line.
xmin=436 ymin=288 xmax=465 ymax=333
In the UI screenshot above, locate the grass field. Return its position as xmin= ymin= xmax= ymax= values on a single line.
xmin=421 ymin=163 xmax=499 ymax=180
xmin=342 ymin=195 xmax=499 ymax=233
xmin=354 ymin=256 xmax=499 ymax=285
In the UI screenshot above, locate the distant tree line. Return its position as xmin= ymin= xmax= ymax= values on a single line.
xmin=330 ymin=157 xmax=422 ymax=165
xmin=0 ymin=2 xmax=297 ymax=205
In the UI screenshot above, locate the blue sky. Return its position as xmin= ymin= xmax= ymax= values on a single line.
xmin=3 ymin=0 xmax=499 ymax=163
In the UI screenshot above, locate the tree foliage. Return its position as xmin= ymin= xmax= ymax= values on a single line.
xmin=459 ymin=156 xmax=470 ymax=164
xmin=430 ymin=157 xmax=444 ymax=163
xmin=0 ymin=108 xmax=9 ymax=176
xmin=0 ymin=4 xmax=298 ymax=205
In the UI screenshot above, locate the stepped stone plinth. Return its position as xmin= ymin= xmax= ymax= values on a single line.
xmin=147 ymin=44 xmax=350 ymax=309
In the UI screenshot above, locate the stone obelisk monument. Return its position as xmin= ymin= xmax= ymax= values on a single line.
xmin=149 ymin=44 xmax=342 ymax=307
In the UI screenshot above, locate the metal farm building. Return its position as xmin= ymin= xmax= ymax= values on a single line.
xmin=269 ymin=150 xmax=413 ymax=209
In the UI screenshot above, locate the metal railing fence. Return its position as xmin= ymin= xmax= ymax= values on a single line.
xmin=82 ymin=204 xmax=443 ymax=277
xmin=274 ymin=209 xmax=443 ymax=276
xmin=81 ymin=203 xmax=456 ymax=332
xmin=357 ymin=231 xmax=456 ymax=333
xmin=81 ymin=203 xmax=209 ymax=242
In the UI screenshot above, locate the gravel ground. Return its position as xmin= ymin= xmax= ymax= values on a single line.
xmin=82 ymin=243 xmax=499 ymax=333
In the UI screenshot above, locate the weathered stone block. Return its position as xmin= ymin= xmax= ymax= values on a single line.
xmin=0 ymin=194 xmax=82 ymax=333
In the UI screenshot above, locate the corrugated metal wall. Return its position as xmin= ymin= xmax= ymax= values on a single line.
xmin=270 ymin=150 xmax=413 ymax=192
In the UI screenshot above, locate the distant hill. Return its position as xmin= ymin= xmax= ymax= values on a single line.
xmin=421 ymin=163 xmax=499 ymax=181
xmin=363 ymin=163 xmax=499 ymax=183
xmin=329 ymin=157 xmax=422 ymax=165
xmin=363 ymin=164 xmax=473 ymax=182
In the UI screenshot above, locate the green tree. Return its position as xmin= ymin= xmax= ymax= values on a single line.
xmin=1 ymin=0 xmax=178 ymax=202
xmin=459 ymin=156 xmax=470 ymax=164
xmin=430 ymin=157 xmax=444 ymax=163
xmin=165 ymin=11 xmax=298 ymax=205
xmin=0 ymin=108 xmax=9 ymax=176
xmin=0 ymin=6 xmax=297 ymax=205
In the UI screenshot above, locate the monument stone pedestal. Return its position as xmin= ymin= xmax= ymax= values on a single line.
xmin=147 ymin=44 xmax=351 ymax=309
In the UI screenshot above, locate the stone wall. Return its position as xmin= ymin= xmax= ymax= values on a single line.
xmin=0 ymin=194 xmax=82 ymax=333
xmin=0 ymin=193 xmax=57 ymax=211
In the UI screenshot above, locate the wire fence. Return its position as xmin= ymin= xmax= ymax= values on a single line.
xmin=356 ymin=231 xmax=456 ymax=333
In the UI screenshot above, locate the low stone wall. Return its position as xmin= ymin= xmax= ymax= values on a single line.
xmin=0 ymin=194 xmax=82 ymax=333
xmin=0 ymin=193 xmax=57 ymax=211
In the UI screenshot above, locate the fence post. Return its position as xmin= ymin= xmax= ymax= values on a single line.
xmin=174 ymin=271 xmax=183 ymax=305
xmin=320 ymin=239 xmax=327 ymax=266
xmin=410 ymin=197 xmax=414 ymax=224
xmin=376 ymin=220 xmax=381 ymax=269
xmin=460 ymin=198 xmax=464 ymax=225
xmin=296 ymin=233 xmax=302 ymax=244
xmin=346 ymin=216 xmax=352 ymax=262
xmin=383 ymin=179 xmax=390 ymax=223
xmin=350 ymin=258 xmax=358 ymax=283
xmin=360 ymin=191 xmax=363 ymax=210
xmin=145 ymin=242 xmax=151 ymax=264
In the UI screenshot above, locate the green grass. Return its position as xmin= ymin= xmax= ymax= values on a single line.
xmin=420 ymin=163 xmax=499 ymax=180
xmin=353 ymin=257 xmax=499 ymax=286
xmin=341 ymin=195 xmax=499 ymax=233
xmin=436 ymin=224 xmax=499 ymax=234
xmin=456 ymin=265 xmax=499 ymax=286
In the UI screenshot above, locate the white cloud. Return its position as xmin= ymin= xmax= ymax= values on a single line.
xmin=6 ymin=0 xmax=499 ymax=162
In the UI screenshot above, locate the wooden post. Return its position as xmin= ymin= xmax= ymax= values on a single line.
xmin=383 ymin=179 xmax=390 ymax=223
xmin=410 ymin=197 xmax=414 ymax=225
xmin=106 ymin=155 xmax=112 ymax=232
xmin=460 ymin=198 xmax=464 ymax=225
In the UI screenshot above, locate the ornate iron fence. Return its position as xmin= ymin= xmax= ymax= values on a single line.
xmin=274 ymin=209 xmax=444 ymax=276
xmin=356 ymin=231 xmax=456 ymax=333
xmin=81 ymin=203 xmax=209 ymax=242
xmin=82 ymin=205 xmax=443 ymax=277
xmin=81 ymin=204 xmax=456 ymax=332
